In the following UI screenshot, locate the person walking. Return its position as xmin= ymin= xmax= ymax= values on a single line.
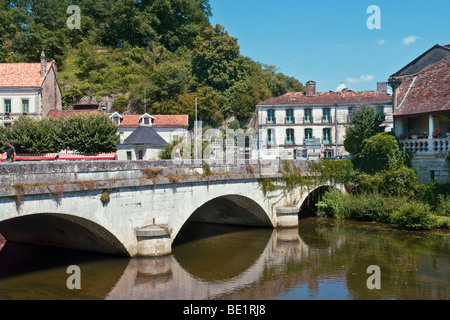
xmin=5 ymin=141 xmax=16 ymax=163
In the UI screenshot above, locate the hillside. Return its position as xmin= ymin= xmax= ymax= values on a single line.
xmin=0 ymin=0 xmax=304 ymax=128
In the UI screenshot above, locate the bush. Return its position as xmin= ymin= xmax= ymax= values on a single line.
xmin=390 ymin=202 xmax=436 ymax=230
xmin=436 ymin=194 xmax=450 ymax=216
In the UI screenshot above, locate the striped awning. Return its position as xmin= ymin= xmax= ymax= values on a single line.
xmin=58 ymin=152 xmax=117 ymax=161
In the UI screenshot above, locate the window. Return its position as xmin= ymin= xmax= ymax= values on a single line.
xmin=144 ymin=117 xmax=150 ymax=125
xmin=267 ymin=109 xmax=275 ymax=124
xmin=378 ymin=106 xmax=385 ymax=121
xmin=138 ymin=149 xmax=144 ymax=160
xmin=112 ymin=116 xmax=120 ymax=124
xmin=304 ymin=128 xmax=313 ymax=140
xmin=323 ymin=128 xmax=331 ymax=144
xmin=324 ymin=151 xmax=333 ymax=159
xmin=267 ymin=129 xmax=274 ymax=145
xmin=4 ymin=99 xmax=11 ymax=113
xmin=304 ymin=109 xmax=312 ymax=123
xmin=347 ymin=107 xmax=355 ymax=122
xmin=286 ymin=129 xmax=295 ymax=145
xmin=22 ymin=100 xmax=29 ymax=113
xmin=323 ymin=108 xmax=330 ymax=123
xmin=285 ymin=109 xmax=294 ymax=124
xmin=126 ymin=151 xmax=132 ymax=160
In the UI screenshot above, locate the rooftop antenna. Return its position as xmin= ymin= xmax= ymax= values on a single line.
xmin=195 ymin=96 xmax=198 ymax=160
xmin=144 ymin=89 xmax=146 ymax=114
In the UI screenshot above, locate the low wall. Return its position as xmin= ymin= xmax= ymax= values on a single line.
xmin=412 ymin=154 xmax=450 ymax=184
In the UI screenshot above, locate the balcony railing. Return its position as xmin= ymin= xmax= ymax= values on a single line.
xmin=266 ymin=117 xmax=276 ymax=124
xmin=399 ymin=137 xmax=450 ymax=154
xmin=302 ymin=116 xmax=313 ymax=124
xmin=321 ymin=116 xmax=332 ymax=124
xmin=285 ymin=138 xmax=295 ymax=145
xmin=285 ymin=117 xmax=295 ymax=124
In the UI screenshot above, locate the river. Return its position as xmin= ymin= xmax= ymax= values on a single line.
xmin=0 ymin=217 xmax=449 ymax=300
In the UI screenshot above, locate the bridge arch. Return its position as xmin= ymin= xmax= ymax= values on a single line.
xmin=187 ymin=194 xmax=274 ymax=228
xmin=0 ymin=213 xmax=129 ymax=256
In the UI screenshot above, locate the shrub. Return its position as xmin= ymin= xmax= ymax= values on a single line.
xmin=436 ymin=194 xmax=450 ymax=216
xmin=390 ymin=202 xmax=436 ymax=230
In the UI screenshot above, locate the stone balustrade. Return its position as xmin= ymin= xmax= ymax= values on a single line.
xmin=399 ymin=137 xmax=450 ymax=155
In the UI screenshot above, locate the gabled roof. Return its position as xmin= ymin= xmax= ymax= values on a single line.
xmin=392 ymin=55 xmax=450 ymax=117
xmin=122 ymin=125 xmax=167 ymax=146
xmin=389 ymin=44 xmax=450 ymax=79
xmin=118 ymin=114 xmax=189 ymax=127
xmin=0 ymin=62 xmax=54 ymax=87
xmin=257 ymin=90 xmax=391 ymax=106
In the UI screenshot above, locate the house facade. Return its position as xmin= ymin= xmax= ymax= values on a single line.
xmin=0 ymin=51 xmax=62 ymax=126
xmin=110 ymin=112 xmax=189 ymax=144
xmin=388 ymin=44 xmax=450 ymax=184
xmin=256 ymin=81 xmax=393 ymax=160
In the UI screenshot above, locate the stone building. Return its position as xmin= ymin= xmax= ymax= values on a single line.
xmin=0 ymin=51 xmax=62 ymax=126
xmin=389 ymin=44 xmax=450 ymax=183
xmin=256 ymin=80 xmax=393 ymax=160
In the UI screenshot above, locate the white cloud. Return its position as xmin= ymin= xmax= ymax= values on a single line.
xmin=403 ymin=35 xmax=420 ymax=45
xmin=345 ymin=75 xmax=374 ymax=83
xmin=377 ymin=39 xmax=386 ymax=45
xmin=335 ymin=82 xmax=347 ymax=92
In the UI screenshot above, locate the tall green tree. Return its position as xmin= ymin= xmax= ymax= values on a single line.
xmin=344 ymin=104 xmax=386 ymax=159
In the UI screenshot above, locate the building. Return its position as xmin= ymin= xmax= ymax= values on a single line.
xmin=110 ymin=112 xmax=189 ymax=144
xmin=388 ymin=44 xmax=450 ymax=183
xmin=0 ymin=51 xmax=62 ymax=126
xmin=256 ymin=80 xmax=393 ymax=159
xmin=116 ymin=125 xmax=167 ymax=161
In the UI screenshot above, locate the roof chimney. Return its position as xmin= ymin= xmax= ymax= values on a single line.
xmin=305 ymin=80 xmax=316 ymax=96
xmin=377 ymin=82 xmax=388 ymax=94
xmin=40 ymin=50 xmax=47 ymax=77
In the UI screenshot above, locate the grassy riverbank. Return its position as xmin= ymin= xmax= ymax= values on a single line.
xmin=315 ymin=187 xmax=450 ymax=230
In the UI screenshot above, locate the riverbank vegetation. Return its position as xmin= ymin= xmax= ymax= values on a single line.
xmin=315 ymin=105 xmax=450 ymax=230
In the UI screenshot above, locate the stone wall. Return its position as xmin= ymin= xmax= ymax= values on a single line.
xmin=412 ymin=154 xmax=450 ymax=184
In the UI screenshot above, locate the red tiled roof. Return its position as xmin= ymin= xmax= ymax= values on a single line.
xmin=257 ymin=90 xmax=392 ymax=106
xmin=0 ymin=62 xmax=53 ymax=87
xmin=393 ymin=55 xmax=450 ymax=117
xmin=118 ymin=114 xmax=189 ymax=127
xmin=48 ymin=109 xmax=101 ymax=118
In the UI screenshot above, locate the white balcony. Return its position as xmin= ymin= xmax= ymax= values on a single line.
xmin=399 ymin=137 xmax=450 ymax=155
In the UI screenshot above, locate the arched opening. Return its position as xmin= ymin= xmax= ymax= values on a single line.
xmin=172 ymin=195 xmax=273 ymax=281
xmin=0 ymin=213 xmax=129 ymax=257
xmin=298 ymin=185 xmax=333 ymax=219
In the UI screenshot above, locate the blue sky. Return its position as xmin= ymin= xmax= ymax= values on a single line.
xmin=209 ymin=0 xmax=450 ymax=93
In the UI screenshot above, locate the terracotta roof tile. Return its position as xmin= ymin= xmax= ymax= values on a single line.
xmin=393 ymin=55 xmax=450 ymax=117
xmin=257 ymin=90 xmax=392 ymax=106
xmin=0 ymin=63 xmax=53 ymax=87
xmin=119 ymin=114 xmax=188 ymax=127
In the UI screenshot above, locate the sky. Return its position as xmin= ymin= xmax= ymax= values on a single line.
xmin=209 ymin=0 xmax=450 ymax=93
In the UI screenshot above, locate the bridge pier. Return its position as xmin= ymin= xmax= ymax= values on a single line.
xmin=276 ymin=206 xmax=299 ymax=228
xmin=135 ymin=225 xmax=173 ymax=256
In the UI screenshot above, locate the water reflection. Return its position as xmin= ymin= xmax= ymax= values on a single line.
xmin=0 ymin=218 xmax=449 ymax=300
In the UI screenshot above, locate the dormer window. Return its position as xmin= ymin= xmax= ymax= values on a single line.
xmin=139 ymin=113 xmax=154 ymax=126
xmin=110 ymin=112 xmax=122 ymax=125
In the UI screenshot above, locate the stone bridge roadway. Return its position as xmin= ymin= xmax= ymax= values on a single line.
xmin=0 ymin=160 xmax=343 ymax=257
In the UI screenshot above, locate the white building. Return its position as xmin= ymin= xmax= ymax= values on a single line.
xmin=110 ymin=113 xmax=189 ymax=144
xmin=256 ymin=81 xmax=393 ymax=160
xmin=0 ymin=51 xmax=62 ymax=126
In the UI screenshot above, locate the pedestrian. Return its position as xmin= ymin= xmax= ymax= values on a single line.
xmin=5 ymin=141 xmax=16 ymax=163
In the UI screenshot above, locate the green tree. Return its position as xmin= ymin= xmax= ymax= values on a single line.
xmin=344 ymin=104 xmax=386 ymax=160
xmin=113 ymin=95 xmax=129 ymax=113
xmin=192 ymin=24 xmax=245 ymax=92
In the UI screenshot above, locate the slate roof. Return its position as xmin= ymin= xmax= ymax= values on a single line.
xmin=0 ymin=62 xmax=54 ymax=87
xmin=122 ymin=125 xmax=167 ymax=146
xmin=118 ymin=114 xmax=189 ymax=127
xmin=257 ymin=90 xmax=392 ymax=106
xmin=392 ymin=55 xmax=450 ymax=117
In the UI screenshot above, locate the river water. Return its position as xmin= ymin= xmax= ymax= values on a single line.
xmin=0 ymin=217 xmax=449 ymax=300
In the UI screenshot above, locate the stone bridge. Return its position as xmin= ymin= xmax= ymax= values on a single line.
xmin=0 ymin=160 xmax=344 ymax=257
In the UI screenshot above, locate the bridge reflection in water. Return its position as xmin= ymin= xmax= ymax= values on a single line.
xmin=0 ymin=218 xmax=449 ymax=300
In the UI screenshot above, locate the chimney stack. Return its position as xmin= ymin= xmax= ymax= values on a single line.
xmin=40 ymin=50 xmax=47 ymax=77
xmin=377 ymin=82 xmax=388 ymax=94
xmin=305 ymin=80 xmax=316 ymax=96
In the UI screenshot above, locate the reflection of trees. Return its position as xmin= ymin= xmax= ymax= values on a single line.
xmin=298 ymin=219 xmax=450 ymax=300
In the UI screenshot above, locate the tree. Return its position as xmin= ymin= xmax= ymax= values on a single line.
xmin=113 ymin=95 xmax=129 ymax=113
xmin=344 ymin=104 xmax=386 ymax=159
xmin=192 ymin=24 xmax=245 ymax=92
